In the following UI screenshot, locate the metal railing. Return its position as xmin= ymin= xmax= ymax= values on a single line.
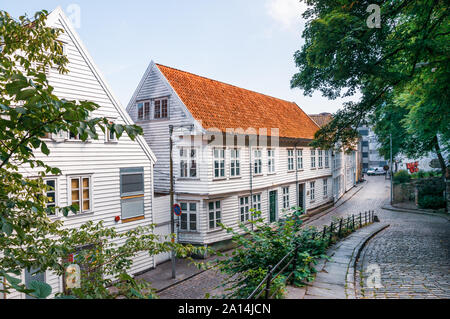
xmin=247 ymin=210 xmax=376 ymax=299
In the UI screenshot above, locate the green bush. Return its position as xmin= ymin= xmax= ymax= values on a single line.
xmin=214 ymin=208 xmax=327 ymax=299
xmin=394 ymin=170 xmax=411 ymax=184
xmin=418 ymin=195 xmax=446 ymax=209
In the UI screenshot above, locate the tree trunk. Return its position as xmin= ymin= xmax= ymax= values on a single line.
xmin=433 ymin=136 xmax=447 ymax=176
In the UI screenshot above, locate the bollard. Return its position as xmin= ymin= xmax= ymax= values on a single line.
xmin=265 ymin=265 xmax=273 ymax=299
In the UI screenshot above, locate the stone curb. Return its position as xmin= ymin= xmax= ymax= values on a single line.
xmin=298 ymin=222 xmax=389 ymax=299
xmin=345 ymin=223 xmax=390 ymax=299
xmin=381 ymin=205 xmax=450 ymax=221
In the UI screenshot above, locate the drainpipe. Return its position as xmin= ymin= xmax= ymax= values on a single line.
xmin=249 ymin=138 xmax=254 ymax=231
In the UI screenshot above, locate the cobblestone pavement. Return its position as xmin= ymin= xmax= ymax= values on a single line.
xmin=158 ymin=268 xmax=228 ymax=299
xmin=352 ymin=177 xmax=450 ymax=299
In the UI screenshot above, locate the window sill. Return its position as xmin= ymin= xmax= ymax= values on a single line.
xmin=267 ymin=172 xmax=276 ymax=176
xmin=287 ymin=170 xmax=295 ymax=173
xmin=213 ymin=177 xmax=227 ymax=181
xmin=229 ymin=176 xmax=242 ymax=180
xmin=179 ymin=230 xmax=201 ymax=235
xmin=177 ymin=178 xmax=200 ymax=181
xmin=253 ymin=174 xmax=264 ymax=177
xmin=122 ymin=215 xmax=145 ymax=223
xmin=65 ymin=211 xmax=95 ymax=219
xmin=310 ymin=200 xmax=316 ymax=204
xmin=311 ymin=168 xmax=317 ymax=170
xmin=206 ymin=228 xmax=225 ymax=234
xmin=105 ymin=141 xmax=119 ymax=144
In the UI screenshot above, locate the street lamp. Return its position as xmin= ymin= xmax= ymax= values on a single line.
xmin=169 ymin=124 xmax=194 ymax=279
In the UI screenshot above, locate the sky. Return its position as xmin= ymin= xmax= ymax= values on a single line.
xmin=3 ymin=0 xmax=358 ymax=114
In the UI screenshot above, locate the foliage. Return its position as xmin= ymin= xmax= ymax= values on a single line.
xmin=292 ymin=0 xmax=449 ymax=173
xmin=54 ymin=221 xmax=205 ymax=299
xmin=0 ymin=9 xmax=179 ymax=299
xmin=213 ymin=208 xmax=328 ymax=299
xmin=394 ymin=170 xmax=412 ymax=184
xmin=418 ymin=195 xmax=446 ymax=209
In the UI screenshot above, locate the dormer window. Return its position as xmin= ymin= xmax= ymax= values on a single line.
xmin=137 ymin=101 xmax=151 ymax=120
xmin=154 ymin=98 xmax=168 ymax=119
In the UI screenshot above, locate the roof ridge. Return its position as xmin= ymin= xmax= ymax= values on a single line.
xmin=155 ymin=63 xmax=298 ymax=106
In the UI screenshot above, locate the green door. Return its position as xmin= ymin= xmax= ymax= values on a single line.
xmin=269 ymin=191 xmax=277 ymax=222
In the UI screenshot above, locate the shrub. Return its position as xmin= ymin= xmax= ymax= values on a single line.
xmin=418 ymin=195 xmax=446 ymax=209
xmin=213 ymin=208 xmax=327 ymax=299
xmin=394 ymin=170 xmax=411 ymax=184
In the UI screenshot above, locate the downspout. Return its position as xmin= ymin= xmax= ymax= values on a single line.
xmin=249 ymin=138 xmax=254 ymax=231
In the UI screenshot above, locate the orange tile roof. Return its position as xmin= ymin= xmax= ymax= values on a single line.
xmin=309 ymin=113 xmax=333 ymax=128
xmin=156 ymin=64 xmax=320 ymax=140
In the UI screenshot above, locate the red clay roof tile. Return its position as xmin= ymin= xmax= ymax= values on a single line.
xmin=156 ymin=64 xmax=320 ymax=139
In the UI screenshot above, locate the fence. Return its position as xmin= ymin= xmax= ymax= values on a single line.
xmin=247 ymin=210 xmax=376 ymax=299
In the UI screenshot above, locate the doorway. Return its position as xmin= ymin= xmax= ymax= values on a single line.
xmin=269 ymin=190 xmax=278 ymax=223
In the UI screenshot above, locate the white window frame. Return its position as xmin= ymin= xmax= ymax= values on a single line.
xmin=297 ymin=149 xmax=303 ymax=170
xmin=153 ymin=97 xmax=169 ymax=120
xmin=287 ymin=149 xmax=294 ymax=171
xmin=325 ymin=150 xmax=330 ymax=168
xmin=283 ymin=187 xmax=290 ymax=209
xmin=213 ymin=148 xmax=226 ymax=179
xmin=318 ymin=150 xmax=323 ymax=168
xmin=253 ymin=148 xmax=262 ymax=175
xmin=180 ymin=202 xmax=198 ymax=232
xmin=230 ymin=148 xmax=241 ymax=178
xmin=323 ymin=178 xmax=328 ymax=197
xmin=311 ymin=149 xmax=316 ymax=169
xmin=44 ymin=178 xmax=58 ymax=216
xmin=252 ymin=193 xmax=262 ymax=212
xmin=208 ymin=200 xmax=222 ymax=230
xmin=180 ymin=147 xmax=198 ymax=178
xmin=68 ymin=175 xmax=93 ymax=214
xmin=310 ymin=181 xmax=315 ymax=201
xmin=267 ymin=149 xmax=276 ymax=174
xmin=105 ymin=121 xmax=118 ymax=143
xmin=239 ymin=196 xmax=250 ymax=223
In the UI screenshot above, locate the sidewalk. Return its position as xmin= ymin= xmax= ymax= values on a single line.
xmin=287 ymin=222 xmax=390 ymax=299
xmin=382 ymin=203 xmax=450 ymax=221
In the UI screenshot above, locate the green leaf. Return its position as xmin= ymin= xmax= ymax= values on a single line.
xmin=1 ymin=222 xmax=13 ymax=236
xmin=41 ymin=142 xmax=50 ymax=155
xmin=28 ymin=280 xmax=52 ymax=299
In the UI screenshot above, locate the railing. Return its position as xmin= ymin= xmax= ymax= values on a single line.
xmin=247 ymin=210 xmax=376 ymax=299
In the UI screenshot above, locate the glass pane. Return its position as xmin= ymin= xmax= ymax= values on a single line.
xmin=47 ymin=192 xmax=56 ymax=204
xmin=83 ymin=200 xmax=90 ymax=211
xmin=215 ymin=201 xmax=220 ymax=209
xmin=71 ymin=178 xmax=79 ymax=189
xmin=189 ymin=203 xmax=197 ymax=211
xmin=209 ymin=212 xmax=214 ymax=221
xmin=83 ymin=189 xmax=90 ymax=200
xmin=46 ymin=180 xmax=55 ymax=189
xmin=122 ymin=173 xmax=143 ymax=194
xmin=209 ymin=202 xmax=214 ymax=210
xmin=181 ymin=213 xmax=187 ymax=221
xmin=71 ymin=190 xmax=79 ymax=201
xmin=181 ymin=203 xmax=187 ymax=211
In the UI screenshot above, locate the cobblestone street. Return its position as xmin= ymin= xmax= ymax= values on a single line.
xmin=157 ymin=176 xmax=450 ymax=299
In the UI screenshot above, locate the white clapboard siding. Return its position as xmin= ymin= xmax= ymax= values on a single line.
xmin=6 ymin=7 xmax=156 ymax=299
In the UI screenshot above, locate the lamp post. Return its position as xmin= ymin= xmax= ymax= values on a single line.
xmin=390 ymin=133 xmax=393 ymax=205
xmin=169 ymin=124 xmax=194 ymax=279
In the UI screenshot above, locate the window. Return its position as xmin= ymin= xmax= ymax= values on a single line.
xmin=239 ymin=196 xmax=250 ymax=223
xmin=323 ymin=179 xmax=328 ymax=197
xmin=120 ymin=167 xmax=145 ymax=220
xmin=68 ymin=131 xmax=81 ymax=141
xmin=137 ymin=103 xmax=144 ymax=120
xmin=144 ymin=102 xmax=151 ymax=120
xmin=180 ymin=202 xmax=197 ymax=231
xmin=70 ymin=176 xmax=92 ymax=214
xmin=154 ymin=98 xmax=168 ymax=119
xmin=283 ymin=187 xmax=290 ymax=209
xmin=318 ymin=150 xmax=323 ymax=168
xmin=297 ymin=149 xmax=303 ymax=170
xmin=325 ymin=150 xmax=330 ymax=168
xmin=213 ymin=148 xmax=226 ymax=178
xmin=230 ymin=149 xmax=241 ymax=177
xmin=253 ymin=149 xmax=262 ymax=175
xmin=310 ymin=181 xmax=315 ymax=201
xmin=362 ymin=141 xmax=369 ymax=147
xmin=267 ymin=149 xmax=275 ymax=174
xmin=252 ymin=194 xmax=262 ymax=212
xmin=311 ymin=149 xmax=316 ymax=168
xmin=208 ymin=201 xmax=222 ymax=230
xmin=180 ymin=148 xmax=197 ymax=178
xmin=105 ymin=121 xmax=117 ymax=143
xmin=359 ymin=129 xmax=369 ymax=136
xmin=45 ymin=179 xmax=57 ymax=215
xmin=287 ymin=149 xmax=294 ymax=171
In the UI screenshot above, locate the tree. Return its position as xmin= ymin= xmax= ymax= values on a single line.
xmin=291 ymin=0 xmax=449 ymax=173
xmin=0 ymin=10 xmax=198 ymax=298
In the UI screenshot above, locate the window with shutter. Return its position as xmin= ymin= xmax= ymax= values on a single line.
xmin=120 ymin=168 xmax=145 ymax=221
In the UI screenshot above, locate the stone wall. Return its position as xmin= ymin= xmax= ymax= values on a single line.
xmin=393 ymin=177 xmax=445 ymax=206
xmin=393 ymin=183 xmax=415 ymax=203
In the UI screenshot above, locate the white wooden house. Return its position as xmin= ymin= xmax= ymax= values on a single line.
xmin=127 ymin=62 xmax=338 ymax=248
xmin=5 ymin=7 xmax=157 ymax=299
